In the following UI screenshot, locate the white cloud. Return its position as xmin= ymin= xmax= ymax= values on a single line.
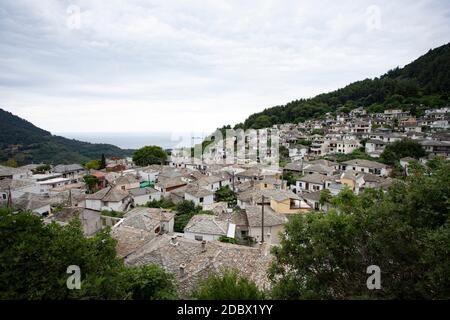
xmin=0 ymin=0 xmax=449 ymax=134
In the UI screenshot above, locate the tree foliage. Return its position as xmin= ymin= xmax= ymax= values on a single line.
xmin=380 ymin=139 xmax=426 ymax=165
xmin=83 ymin=174 xmax=99 ymax=193
xmin=191 ymin=269 xmax=265 ymax=300
xmin=269 ymin=159 xmax=450 ymax=299
xmin=214 ymin=186 xmax=237 ymax=207
xmin=0 ymin=209 xmax=177 ymax=299
xmin=132 ymin=146 xmax=168 ymax=166
xmin=0 ymin=109 xmax=132 ymax=166
xmin=84 ymin=159 xmax=101 ymax=170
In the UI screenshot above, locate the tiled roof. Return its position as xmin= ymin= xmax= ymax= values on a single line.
xmin=184 ymin=214 xmax=228 ymax=236
xmin=125 ymin=234 xmax=272 ymax=297
xmin=245 ymin=205 xmax=287 ymax=227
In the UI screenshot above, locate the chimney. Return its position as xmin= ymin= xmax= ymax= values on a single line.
xmin=179 ymin=263 xmax=186 ymax=277
xmin=170 ymin=235 xmax=178 ymax=246
xmin=201 ymin=240 xmax=207 ymax=252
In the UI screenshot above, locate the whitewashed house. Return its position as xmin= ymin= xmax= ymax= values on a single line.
xmin=184 ymin=214 xmax=235 ymax=241
xmin=85 ymin=186 xmax=132 ymax=212
xmin=129 ymin=187 xmax=162 ymax=206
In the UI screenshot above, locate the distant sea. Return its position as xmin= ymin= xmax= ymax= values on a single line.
xmin=59 ymin=132 xmax=209 ymax=150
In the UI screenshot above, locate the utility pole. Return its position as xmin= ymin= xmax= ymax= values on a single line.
xmin=261 ymin=195 xmax=265 ymax=243
xmin=159 ymin=207 xmax=163 ymax=235
xmin=7 ymin=186 xmax=12 ymax=209
xmin=231 ymin=170 xmax=235 ymax=192
xmin=68 ymin=188 xmax=72 ymax=207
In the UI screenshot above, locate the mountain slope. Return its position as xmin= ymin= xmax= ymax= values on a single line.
xmin=239 ymin=43 xmax=450 ymax=129
xmin=0 ymin=108 xmax=132 ymax=165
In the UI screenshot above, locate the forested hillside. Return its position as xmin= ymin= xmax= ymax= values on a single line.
xmin=238 ymin=43 xmax=450 ymax=129
xmin=0 ymin=108 xmax=132 ymax=165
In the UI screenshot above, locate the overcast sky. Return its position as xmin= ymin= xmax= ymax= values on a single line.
xmin=0 ymin=0 xmax=449 ymax=134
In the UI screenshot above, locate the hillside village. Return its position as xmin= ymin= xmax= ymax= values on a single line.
xmin=1 ymin=106 xmax=449 ymax=294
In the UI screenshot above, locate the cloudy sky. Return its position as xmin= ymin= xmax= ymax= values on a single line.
xmin=0 ymin=0 xmax=449 ymax=134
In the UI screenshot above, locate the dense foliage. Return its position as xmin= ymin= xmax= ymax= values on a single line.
xmin=191 ymin=269 xmax=265 ymax=300
xmin=0 ymin=209 xmax=177 ymax=299
xmin=214 ymin=186 xmax=237 ymax=207
xmin=240 ymin=43 xmax=449 ymax=129
xmin=173 ymin=200 xmax=213 ymax=232
xmin=132 ymin=145 xmax=168 ymax=166
xmin=0 ymin=109 xmax=132 ymax=165
xmin=380 ymin=139 xmax=427 ymax=165
xmin=83 ymin=174 xmax=99 ymax=193
xmin=269 ymin=159 xmax=450 ymax=299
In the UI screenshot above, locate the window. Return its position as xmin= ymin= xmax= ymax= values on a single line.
xmin=195 ymin=235 xmax=203 ymax=241
xmin=199 ymin=197 xmax=204 ymax=203
xmin=2 ymin=194 xmax=6 ymax=200
xmin=121 ymin=186 xmax=125 ymax=190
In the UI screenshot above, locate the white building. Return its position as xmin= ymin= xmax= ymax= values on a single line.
xmin=184 ymin=214 xmax=235 ymax=241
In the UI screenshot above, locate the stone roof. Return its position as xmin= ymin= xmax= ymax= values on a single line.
xmin=341 ymin=170 xmax=363 ymax=181
xmin=111 ymin=225 xmax=155 ymax=258
xmin=302 ymin=163 xmax=335 ymax=175
xmin=301 ymin=190 xmax=322 ymax=202
xmin=123 ymin=207 xmax=175 ymax=230
xmin=85 ymin=186 xmax=129 ymax=202
xmin=270 ymin=189 xmax=300 ymax=202
xmin=45 ymin=207 xmax=102 ymax=236
xmin=308 ymin=159 xmax=338 ymax=167
xmin=245 ymin=205 xmax=287 ymax=227
xmin=128 ymin=187 xmax=159 ymax=196
xmin=156 ymin=177 xmax=187 ymax=189
xmin=184 ymin=184 xmax=214 ymax=198
xmin=0 ymin=178 xmax=35 ymax=191
xmin=298 ymin=173 xmax=327 ymax=184
xmin=53 ymin=164 xmax=84 ymax=173
xmin=184 ymin=214 xmax=229 ymax=236
xmin=341 ymin=159 xmax=387 ymax=169
xmin=0 ymin=165 xmax=20 ymax=176
xmin=125 ymin=234 xmax=272 ymax=296
xmin=114 ymin=174 xmax=139 ymax=185
xmin=284 ymin=162 xmax=304 ymax=172
xmin=237 ymin=188 xmax=272 ymax=203
xmin=11 ymin=192 xmax=52 ymax=211
xmin=112 ymin=207 xmax=175 ymax=258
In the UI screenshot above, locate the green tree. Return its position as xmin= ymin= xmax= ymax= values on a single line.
xmin=380 ymin=139 xmax=426 ymax=165
xmin=2 ymin=159 xmax=17 ymax=168
xmin=0 ymin=209 xmax=177 ymax=300
xmin=281 ymin=171 xmax=297 ymax=186
xmin=132 ymin=146 xmax=167 ymax=166
xmin=147 ymin=198 xmax=176 ymax=209
xmin=85 ymin=159 xmax=101 ymax=170
xmin=251 ymin=115 xmax=272 ymax=129
xmin=218 ymin=236 xmax=237 ymax=244
xmin=191 ymin=269 xmax=265 ymax=300
xmin=269 ymin=159 xmax=450 ymax=299
xmin=215 ymin=186 xmax=237 ymax=207
xmin=83 ymin=174 xmax=99 ymax=193
xmin=172 ymin=200 xmax=208 ymax=232
xmin=100 ymin=153 xmax=107 ymax=169
xmin=33 ymin=164 xmax=51 ymax=174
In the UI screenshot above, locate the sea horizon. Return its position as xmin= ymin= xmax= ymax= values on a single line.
xmin=57 ymin=131 xmax=212 ymax=150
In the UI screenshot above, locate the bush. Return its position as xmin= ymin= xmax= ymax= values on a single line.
xmin=191 ymin=269 xmax=265 ymax=300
